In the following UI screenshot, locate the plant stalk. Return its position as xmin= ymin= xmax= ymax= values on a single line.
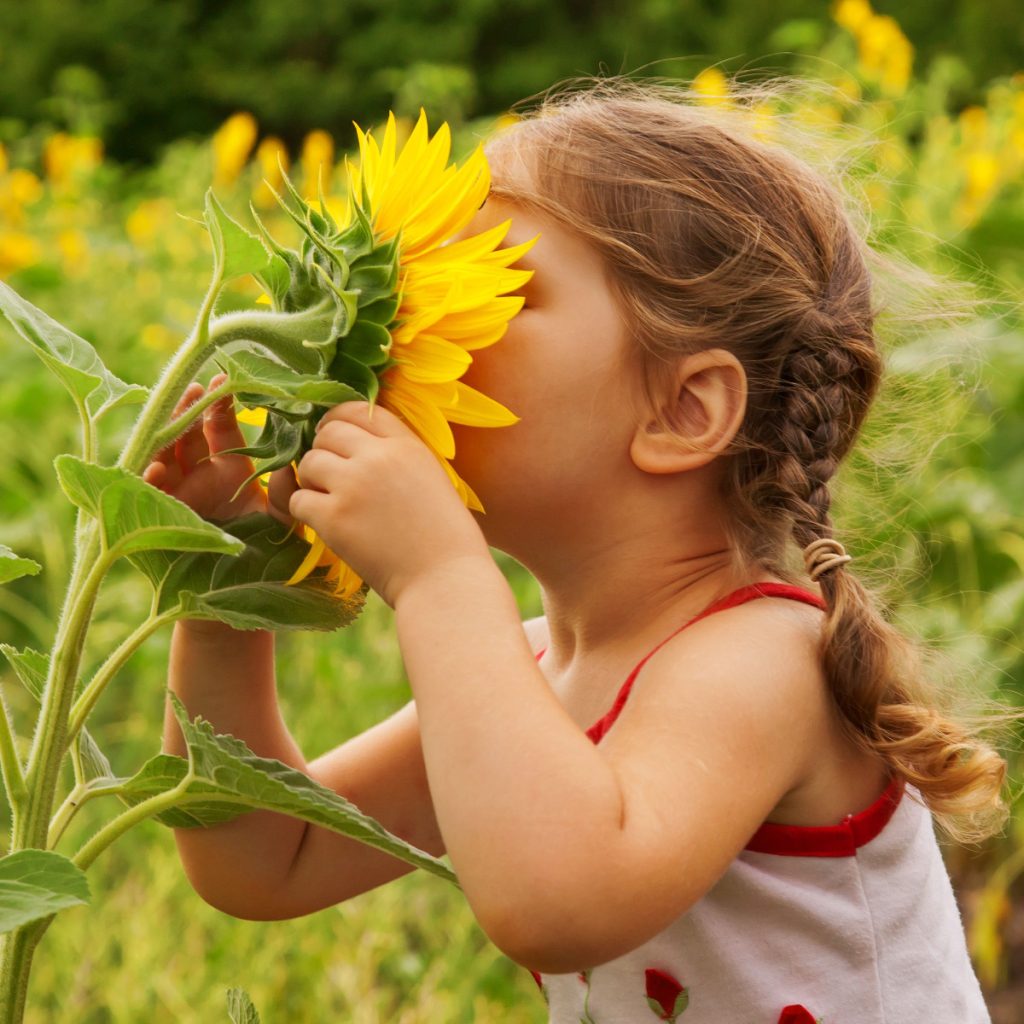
xmin=0 ymin=277 xmax=232 ymax=1023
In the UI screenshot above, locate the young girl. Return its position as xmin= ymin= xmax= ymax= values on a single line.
xmin=148 ymin=77 xmax=1011 ymax=1023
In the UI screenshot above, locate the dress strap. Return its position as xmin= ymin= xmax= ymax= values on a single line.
xmin=532 ymin=582 xmax=826 ymax=743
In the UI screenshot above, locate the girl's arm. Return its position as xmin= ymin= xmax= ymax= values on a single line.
xmin=393 ymin=561 xmax=821 ymax=974
xmin=162 ymin=619 xmax=311 ymax=913
xmin=165 ymin=615 xmax=549 ymax=920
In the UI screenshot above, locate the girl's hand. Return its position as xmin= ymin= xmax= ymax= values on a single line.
xmin=288 ymin=400 xmax=493 ymax=609
xmin=142 ymin=373 xmax=294 ymax=526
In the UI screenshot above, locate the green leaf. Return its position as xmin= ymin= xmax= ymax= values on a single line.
xmin=216 ymin=349 xmax=365 ymax=407
xmin=0 ymin=850 xmax=91 ymax=934
xmin=0 ymin=645 xmax=48 ymax=701
xmin=53 ymin=455 xmax=245 ymax=560
xmin=138 ymin=692 xmax=458 ymax=885
xmin=101 ymin=476 xmax=246 ymax=559
xmin=205 ymin=191 xmax=271 ymax=282
xmin=53 ymin=456 xmax=127 ymax=515
xmin=119 ymin=753 xmax=242 ymax=827
xmin=0 ymin=545 xmax=41 ymax=585
xmin=131 ymin=513 xmax=365 ymax=632
xmin=226 ymin=988 xmax=261 ymax=1024
xmin=78 ymin=728 xmax=116 ymax=783
xmin=217 ymin=413 xmax=307 ymax=494
xmin=0 ymin=279 xmax=148 ymax=420
xmin=1 ymin=645 xmax=115 ymax=783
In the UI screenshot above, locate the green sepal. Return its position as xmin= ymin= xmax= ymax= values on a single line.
xmin=348 ymin=262 xmax=399 ymax=302
xmin=357 ymin=294 xmax=401 ymax=326
xmin=340 ymin=319 xmax=393 ymax=368
xmin=328 ymin=352 xmax=379 ymax=404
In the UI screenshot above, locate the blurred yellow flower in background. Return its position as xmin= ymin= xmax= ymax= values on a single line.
xmin=43 ymin=133 xmax=103 ymax=190
xmin=301 ymin=130 xmax=334 ymax=199
xmin=253 ymin=136 xmax=290 ymax=209
xmin=693 ymin=67 xmax=730 ymax=106
xmin=212 ymin=112 xmax=258 ymax=188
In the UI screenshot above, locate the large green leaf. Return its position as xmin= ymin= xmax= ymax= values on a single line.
xmin=0 ymin=279 xmax=147 ymax=419
xmin=119 ymin=693 xmax=458 ymax=886
xmin=205 ymin=191 xmax=271 ymax=282
xmin=226 ymin=989 xmax=261 ymax=1024
xmin=131 ymin=513 xmax=364 ymax=632
xmin=53 ymin=455 xmax=245 ymax=561
xmin=0 ymin=850 xmax=91 ymax=934
xmin=0 ymin=545 xmax=41 ymax=585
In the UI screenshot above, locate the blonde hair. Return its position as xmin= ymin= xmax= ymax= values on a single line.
xmin=486 ymin=73 xmax=1022 ymax=845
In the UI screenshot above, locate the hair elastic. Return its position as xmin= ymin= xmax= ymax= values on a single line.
xmin=803 ymin=537 xmax=852 ymax=581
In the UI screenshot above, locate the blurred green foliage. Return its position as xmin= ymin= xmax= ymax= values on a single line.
xmin=0 ymin=0 xmax=1020 ymax=164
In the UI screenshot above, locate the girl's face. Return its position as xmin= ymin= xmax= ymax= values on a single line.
xmin=448 ymin=190 xmax=647 ymax=554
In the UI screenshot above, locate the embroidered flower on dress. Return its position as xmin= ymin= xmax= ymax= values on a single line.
xmin=777 ymin=1005 xmax=822 ymax=1024
xmin=644 ymin=967 xmax=689 ymax=1020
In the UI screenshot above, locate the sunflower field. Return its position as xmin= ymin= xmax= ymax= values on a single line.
xmin=1 ymin=2 xmax=1023 ymax=1021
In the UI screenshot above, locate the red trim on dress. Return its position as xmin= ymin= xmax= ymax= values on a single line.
xmin=744 ymin=772 xmax=905 ymax=857
xmin=531 ymin=583 xmax=906 ymax=857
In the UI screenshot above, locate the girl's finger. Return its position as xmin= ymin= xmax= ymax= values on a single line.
xmin=267 ymin=464 xmax=299 ymax=522
xmin=203 ymin=373 xmax=247 ymax=456
xmin=142 ymin=461 xmax=166 ymax=489
xmin=174 ymin=388 xmax=211 ymax=474
xmin=149 ymin=381 xmax=205 ymax=470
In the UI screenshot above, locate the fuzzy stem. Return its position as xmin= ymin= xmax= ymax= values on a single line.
xmin=65 ymin=610 xmax=177 ymax=750
xmin=71 ymin=776 xmax=193 ymax=872
xmin=147 ymin=377 xmax=233 ymax=456
xmin=116 ymin=276 xmax=223 ymax=474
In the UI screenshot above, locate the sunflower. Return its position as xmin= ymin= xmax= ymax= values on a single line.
xmin=237 ymin=110 xmax=536 ymax=601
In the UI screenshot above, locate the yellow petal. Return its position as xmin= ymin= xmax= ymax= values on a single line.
xmin=393 ymin=332 xmax=473 ymax=383
xmin=287 ymin=534 xmax=327 ymax=585
xmin=236 ymin=406 xmax=268 ymax=427
xmin=381 ymin=380 xmax=457 ymax=459
xmin=442 ymin=380 xmax=520 ymax=427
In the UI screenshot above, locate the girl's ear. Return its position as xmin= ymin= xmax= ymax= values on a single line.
xmin=629 ymin=348 xmax=748 ymax=474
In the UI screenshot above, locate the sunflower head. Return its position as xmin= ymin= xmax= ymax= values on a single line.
xmin=221 ymin=109 xmax=538 ymax=600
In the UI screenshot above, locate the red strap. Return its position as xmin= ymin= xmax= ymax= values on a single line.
xmin=532 ymin=582 xmax=826 ymax=743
